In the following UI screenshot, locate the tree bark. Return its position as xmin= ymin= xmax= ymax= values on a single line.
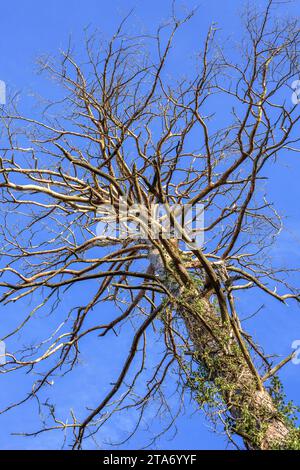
xmin=180 ymin=291 xmax=290 ymax=450
xmin=150 ymin=246 xmax=291 ymax=450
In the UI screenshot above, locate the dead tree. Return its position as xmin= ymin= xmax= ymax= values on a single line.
xmin=0 ymin=1 xmax=300 ymax=450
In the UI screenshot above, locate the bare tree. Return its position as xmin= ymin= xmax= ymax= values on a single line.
xmin=1 ymin=0 xmax=300 ymax=450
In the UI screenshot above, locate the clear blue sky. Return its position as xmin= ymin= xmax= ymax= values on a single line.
xmin=0 ymin=0 xmax=300 ymax=450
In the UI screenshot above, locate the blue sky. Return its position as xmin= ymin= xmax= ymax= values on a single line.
xmin=0 ymin=0 xmax=300 ymax=450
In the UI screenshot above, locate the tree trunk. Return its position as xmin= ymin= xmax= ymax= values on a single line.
xmin=150 ymin=246 xmax=292 ymax=450
xmin=180 ymin=290 xmax=290 ymax=450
